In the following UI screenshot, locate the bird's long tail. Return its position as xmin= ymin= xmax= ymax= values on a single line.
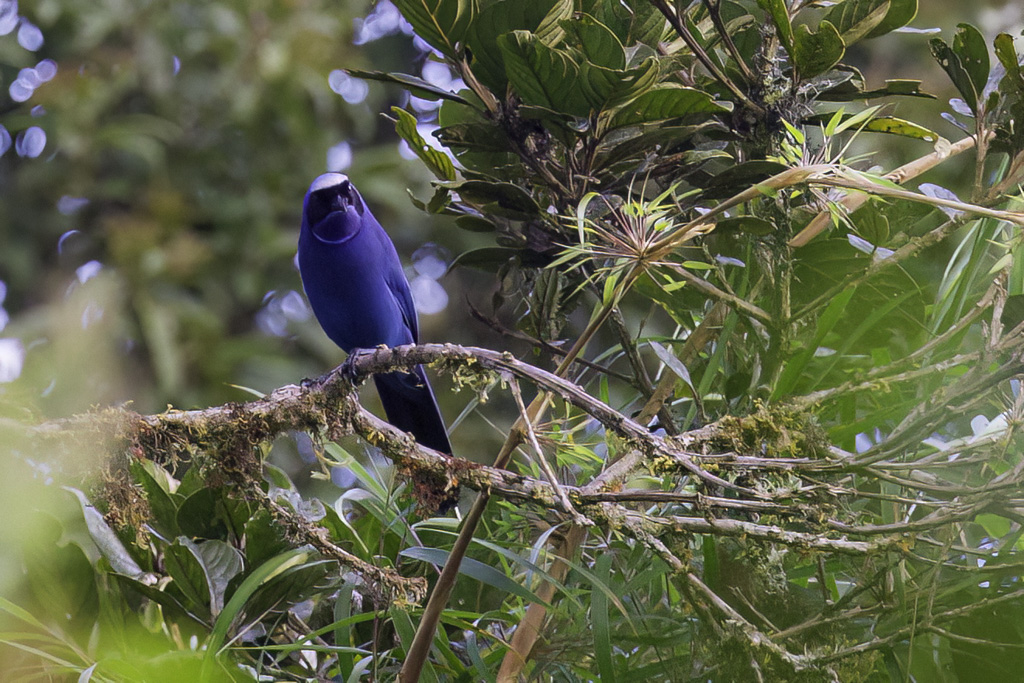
xmin=373 ymin=366 xmax=452 ymax=455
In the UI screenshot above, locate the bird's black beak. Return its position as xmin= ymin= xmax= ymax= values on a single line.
xmin=305 ymin=173 xmax=363 ymax=227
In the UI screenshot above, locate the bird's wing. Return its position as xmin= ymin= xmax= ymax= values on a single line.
xmin=378 ymin=231 xmax=419 ymax=343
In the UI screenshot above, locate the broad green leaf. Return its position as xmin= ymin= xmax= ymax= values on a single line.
xmin=852 ymin=203 xmax=890 ymax=245
xmin=581 ymin=57 xmax=660 ymax=111
xmin=206 ymin=549 xmax=311 ymax=657
xmin=977 ymin=514 xmax=1012 ymax=539
xmin=824 ymin=0 xmax=890 ymax=46
xmin=242 ymin=560 xmax=335 ymax=626
xmin=794 ymin=21 xmax=846 ymax=79
xmin=436 ymin=122 xmax=510 ymax=154
xmin=865 ymin=0 xmax=917 ymax=38
xmin=391 ymin=107 xmax=456 ymax=182
xmin=443 ymin=179 xmax=540 ymax=217
xmin=716 ymin=215 xmax=775 ymax=235
xmin=464 ymin=0 xmax=568 ymax=91
xmin=400 ymin=547 xmax=549 ymax=606
xmin=820 ymin=76 xmax=932 ymax=101
xmin=607 ymin=84 xmax=729 ymax=129
xmin=930 ymin=36 xmax=978 ymax=112
xmin=177 ymin=487 xmax=228 ymax=540
xmin=566 ymin=14 xmax=626 ymax=70
xmin=66 ymin=487 xmax=144 ymax=579
xmin=594 ymin=124 xmax=714 ymax=171
xmin=108 ymin=572 xmax=207 ymax=625
xmin=454 ymin=215 xmax=497 ymax=232
xmin=995 ymin=33 xmax=1024 ymax=93
xmin=862 ymin=116 xmax=937 ymax=141
xmin=243 ymin=508 xmax=291 ymax=569
xmin=602 ymin=0 xmax=668 ymax=47
xmin=498 ymin=30 xmax=590 ymax=117
xmin=164 ymin=537 xmax=215 ymax=614
xmin=450 ymin=247 xmax=547 ymax=271
xmin=195 ymin=540 xmax=244 ymax=615
xmin=130 ymin=460 xmax=180 ymax=539
xmin=534 ymin=0 xmax=573 ymax=46
xmin=952 ymin=23 xmax=989 ymax=102
xmin=345 ymin=70 xmax=469 ymax=105
xmin=394 ymin=0 xmax=475 ymax=59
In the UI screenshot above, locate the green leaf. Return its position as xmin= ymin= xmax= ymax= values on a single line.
xmin=995 ymin=33 xmax=1024 ymax=92
xmin=862 ymin=116 xmax=937 ymax=141
xmin=852 ymin=203 xmax=890 ymax=245
xmin=592 ymin=553 xmax=616 ymax=682
xmin=177 ymin=487 xmax=228 ymax=540
xmin=400 ymin=547 xmax=549 ymax=606
xmin=534 ymin=0 xmax=573 ymax=46
xmin=498 ymin=30 xmax=590 ymax=117
xmin=650 ymin=341 xmax=696 ymax=396
xmin=773 ymin=286 xmax=856 ymax=399
xmin=394 ymin=0 xmax=475 ymax=59
xmin=700 ymin=160 xmax=790 ymax=199
xmin=864 ymin=0 xmax=917 ymax=39
xmin=391 ymin=107 xmax=456 ymax=182
xmin=108 ymin=573 xmax=207 ymax=626
xmin=794 ymin=21 xmax=846 ymax=79
xmin=716 ymin=215 xmax=775 ymax=235
xmin=195 ymin=540 xmax=244 ymax=615
xmin=565 ymin=14 xmax=626 ymax=70
xmin=757 ymin=0 xmax=795 ymax=55
xmin=581 ymin=57 xmax=661 ymax=111
xmin=243 ymin=508 xmax=290 ymax=569
xmin=443 ymin=179 xmax=541 ymax=218
xmin=454 ymin=215 xmax=497 ymax=232
xmin=450 ymin=246 xmax=548 ymax=272
xmin=930 ymin=36 xmax=978 ymax=112
xmin=242 ymin=560 xmax=335 ymax=624
xmin=345 ymin=70 xmax=469 ymax=105
xmin=607 ymin=84 xmax=729 ymax=129
xmin=436 ymin=121 xmax=510 ymax=154
xmin=952 ymin=23 xmax=990 ymax=102
xmin=824 ymin=0 xmax=890 ymax=46
xmin=464 ymin=0 xmax=569 ymax=91
xmin=130 ymin=461 xmax=180 ymax=539
xmin=165 ymin=538 xmax=215 ymax=614
xmin=820 ymin=76 xmax=933 ymax=101
xmin=206 ymin=549 xmax=311 ymax=657
xmin=977 ymin=513 xmax=1011 ymax=539
xmin=66 ymin=487 xmax=144 ymax=579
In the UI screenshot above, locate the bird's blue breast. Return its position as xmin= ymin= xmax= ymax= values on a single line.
xmin=298 ymin=220 xmax=414 ymax=352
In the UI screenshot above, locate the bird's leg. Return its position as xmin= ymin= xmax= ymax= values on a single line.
xmin=339 ymin=348 xmax=371 ymax=384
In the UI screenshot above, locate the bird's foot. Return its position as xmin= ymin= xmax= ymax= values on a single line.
xmin=339 ymin=349 xmax=368 ymax=383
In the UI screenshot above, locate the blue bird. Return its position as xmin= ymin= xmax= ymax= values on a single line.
xmin=298 ymin=173 xmax=452 ymax=456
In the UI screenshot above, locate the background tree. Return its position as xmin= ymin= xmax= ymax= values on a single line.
xmin=4 ymin=0 xmax=1024 ymax=681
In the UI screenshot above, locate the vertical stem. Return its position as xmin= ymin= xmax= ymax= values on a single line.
xmin=399 ymin=270 xmax=636 ymax=682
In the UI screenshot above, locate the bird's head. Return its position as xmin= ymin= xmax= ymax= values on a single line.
xmin=302 ymin=173 xmax=366 ymax=243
